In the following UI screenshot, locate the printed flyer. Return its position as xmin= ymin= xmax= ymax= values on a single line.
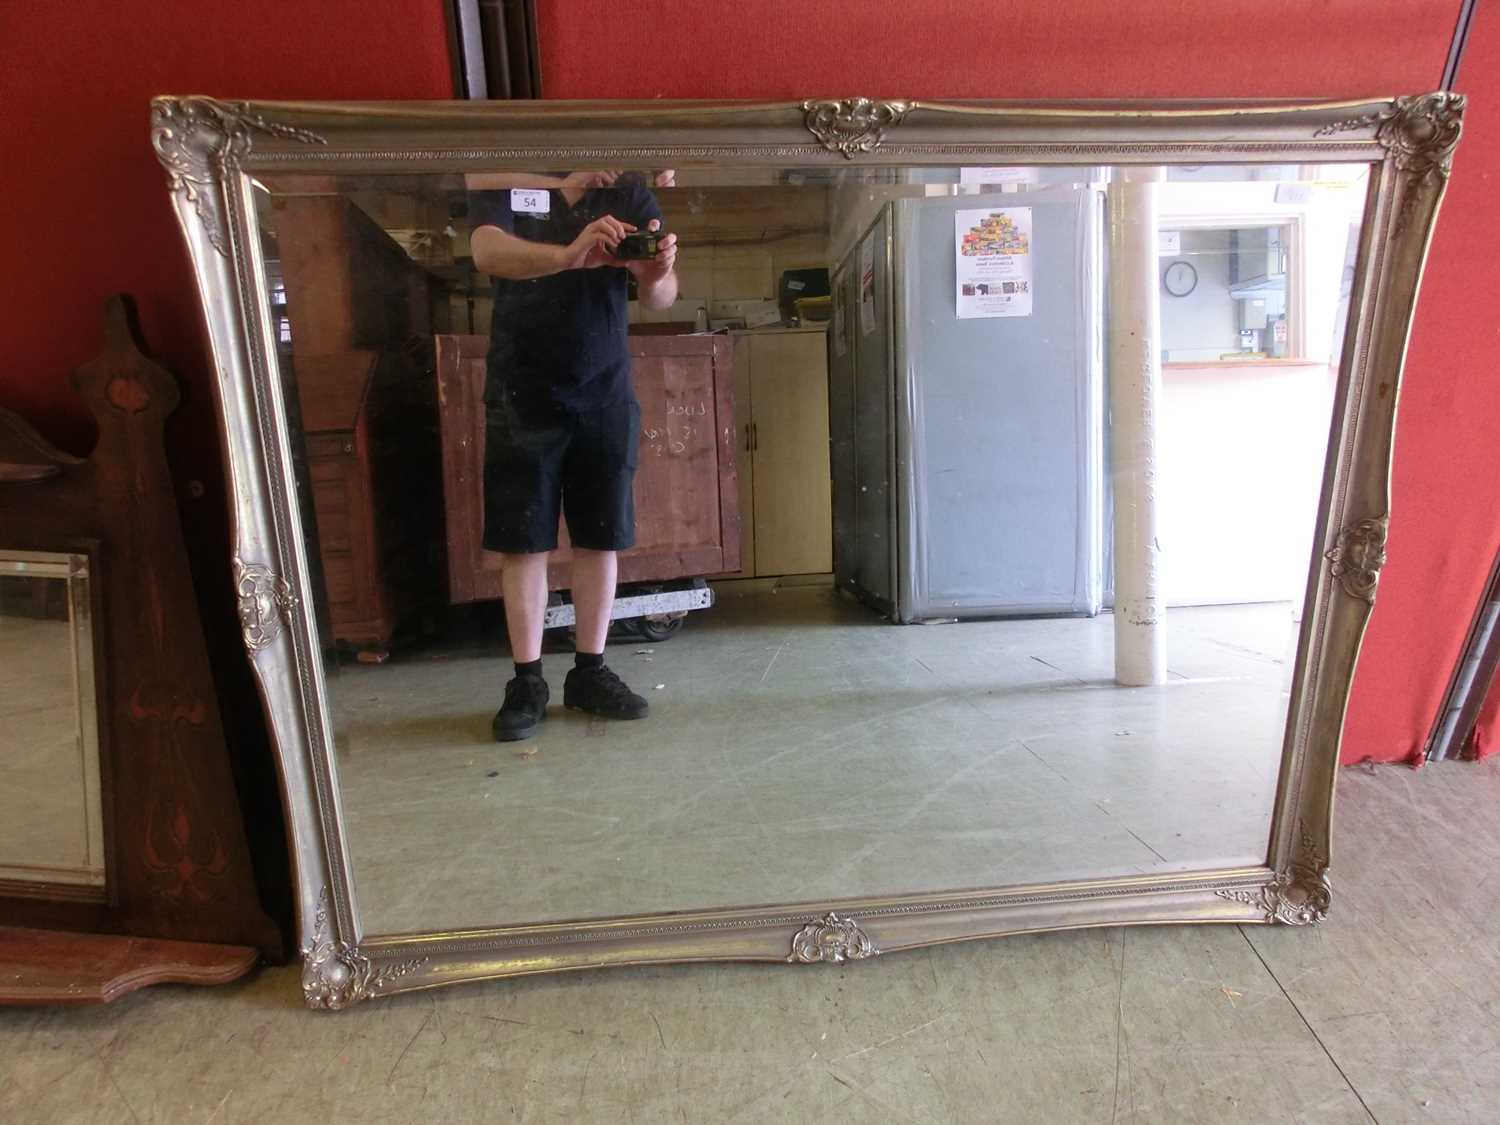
xmin=955 ymin=207 xmax=1033 ymax=319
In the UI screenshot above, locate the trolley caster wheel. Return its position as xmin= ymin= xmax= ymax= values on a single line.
xmin=636 ymin=612 xmax=687 ymax=642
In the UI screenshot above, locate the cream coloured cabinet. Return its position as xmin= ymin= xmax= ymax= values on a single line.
xmin=726 ymin=326 xmax=833 ymax=578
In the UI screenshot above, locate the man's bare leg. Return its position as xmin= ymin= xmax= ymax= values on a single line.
xmin=500 ymin=551 xmax=550 ymax=663
xmin=564 ymin=547 xmax=649 ymax=720
xmin=570 ymin=548 xmax=617 ymax=655
xmin=492 ymin=551 xmax=552 ymax=741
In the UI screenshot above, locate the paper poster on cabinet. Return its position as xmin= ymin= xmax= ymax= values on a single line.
xmin=955 ymin=207 xmax=1033 ymax=318
xmin=859 ymin=236 xmax=877 ymax=336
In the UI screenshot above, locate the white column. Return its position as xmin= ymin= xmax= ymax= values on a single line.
xmin=1107 ymin=167 xmax=1167 ymax=686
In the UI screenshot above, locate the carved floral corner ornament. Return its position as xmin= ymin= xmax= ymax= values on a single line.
xmin=1326 ymin=515 xmax=1389 ymax=605
xmin=302 ymin=888 xmax=428 ymax=1010
xmin=151 ymin=96 xmax=326 ymax=256
xmin=1314 ymin=91 xmax=1465 ymax=172
xmin=1316 ymin=93 xmax=1465 ymax=235
xmin=788 ymin=913 xmax=879 ymax=964
xmin=801 ymin=98 xmax=913 ymax=158
xmin=234 ymin=558 xmax=298 ymax=653
xmin=1215 ymin=825 xmax=1330 ymax=926
xmin=1374 ymin=93 xmax=1465 ymax=179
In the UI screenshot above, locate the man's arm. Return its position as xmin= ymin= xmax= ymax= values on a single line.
xmin=470 ymin=225 xmax=566 ymax=280
xmin=471 ymin=215 xmax=637 ymax=281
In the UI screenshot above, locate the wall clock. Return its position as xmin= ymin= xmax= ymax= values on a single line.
xmin=1163 ymin=259 xmax=1198 ymax=297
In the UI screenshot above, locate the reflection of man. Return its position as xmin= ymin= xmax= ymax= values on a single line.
xmin=468 ymin=171 xmax=678 ymax=742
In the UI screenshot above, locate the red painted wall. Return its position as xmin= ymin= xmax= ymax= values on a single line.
xmin=539 ymin=0 xmax=1497 ymax=766
xmin=0 ymin=0 xmax=452 ymax=462
xmin=0 ymin=0 xmax=454 ymax=934
xmin=1343 ymin=3 xmax=1500 ymax=765
xmin=536 ymin=1 xmax=1454 ymax=100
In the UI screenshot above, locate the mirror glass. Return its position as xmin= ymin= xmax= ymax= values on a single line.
xmin=0 ymin=549 xmax=105 ymax=893
xmin=252 ymin=162 xmax=1369 ymax=935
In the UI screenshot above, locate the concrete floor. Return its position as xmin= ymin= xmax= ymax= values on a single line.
xmin=330 ymin=589 xmax=1293 ymax=934
xmin=1 ymin=759 xmax=1496 ymax=1124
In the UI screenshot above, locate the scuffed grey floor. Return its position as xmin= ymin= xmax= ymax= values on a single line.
xmin=2 ymin=759 xmax=1497 ymax=1123
xmin=330 ymin=589 xmax=1294 ymax=934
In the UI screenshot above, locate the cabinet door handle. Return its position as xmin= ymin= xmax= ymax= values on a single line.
xmin=745 ymin=422 xmax=753 ymax=452
xmin=751 ymin=422 xmax=759 ymax=452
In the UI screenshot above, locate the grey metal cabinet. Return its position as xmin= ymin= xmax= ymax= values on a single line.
xmin=831 ymin=188 xmax=1104 ymax=623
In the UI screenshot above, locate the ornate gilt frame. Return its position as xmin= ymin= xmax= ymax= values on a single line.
xmin=151 ymin=94 xmax=1463 ymax=1008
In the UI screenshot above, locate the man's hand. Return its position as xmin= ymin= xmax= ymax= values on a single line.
xmin=626 ymin=219 xmax=678 ymax=283
xmin=562 ymin=170 xmax=621 ymax=192
xmin=630 ymin=219 xmax=679 ymax=310
xmin=559 ymin=215 xmax=636 ymax=271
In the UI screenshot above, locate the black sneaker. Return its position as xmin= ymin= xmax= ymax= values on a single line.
xmin=492 ymin=673 xmax=549 ymax=742
xmin=564 ymin=663 xmax=650 ymax=720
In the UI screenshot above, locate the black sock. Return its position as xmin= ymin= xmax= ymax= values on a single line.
xmin=575 ymin=651 xmax=604 ymax=670
xmin=514 ymin=659 xmax=542 ymax=679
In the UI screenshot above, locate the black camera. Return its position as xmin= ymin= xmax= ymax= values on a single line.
xmin=615 ymin=230 xmax=663 ymax=260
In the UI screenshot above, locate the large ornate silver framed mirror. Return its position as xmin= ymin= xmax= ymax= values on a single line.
xmin=152 ymin=94 xmax=1462 ymax=1007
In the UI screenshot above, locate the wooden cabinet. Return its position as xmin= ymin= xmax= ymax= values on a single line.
xmin=436 ymin=333 xmax=740 ymax=600
xmin=0 ymin=298 xmax=280 ymax=991
xmin=725 ymin=328 xmax=833 ymax=578
xmin=295 ymin=351 xmax=443 ymax=650
xmin=272 ymin=194 xmax=446 ymax=651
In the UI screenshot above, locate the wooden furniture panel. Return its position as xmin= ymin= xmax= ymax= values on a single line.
xmin=306 ymin=437 xmax=371 ymax=631
xmin=0 ymin=296 xmax=278 ymax=969
xmin=629 ymin=342 xmax=739 ymax=579
xmin=272 ymin=195 xmax=446 ymax=650
xmin=291 ymin=356 xmax=443 ymax=651
xmin=749 ymin=331 xmax=834 ymax=576
xmin=715 ymin=328 xmax=833 ymax=580
xmin=0 ymin=927 xmax=258 ymax=1006
xmin=436 ymin=333 xmax=740 ymax=600
xmin=720 ymin=335 xmax=757 ymax=579
xmin=434 ymin=334 xmax=489 ymax=602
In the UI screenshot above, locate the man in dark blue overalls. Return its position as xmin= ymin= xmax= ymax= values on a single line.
xmin=468 ymin=171 xmax=678 ymax=742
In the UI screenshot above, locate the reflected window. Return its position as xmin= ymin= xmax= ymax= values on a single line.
xmin=1156 ymin=169 xmax=1368 ymax=369
xmin=1159 ymin=224 xmax=1294 ymax=361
